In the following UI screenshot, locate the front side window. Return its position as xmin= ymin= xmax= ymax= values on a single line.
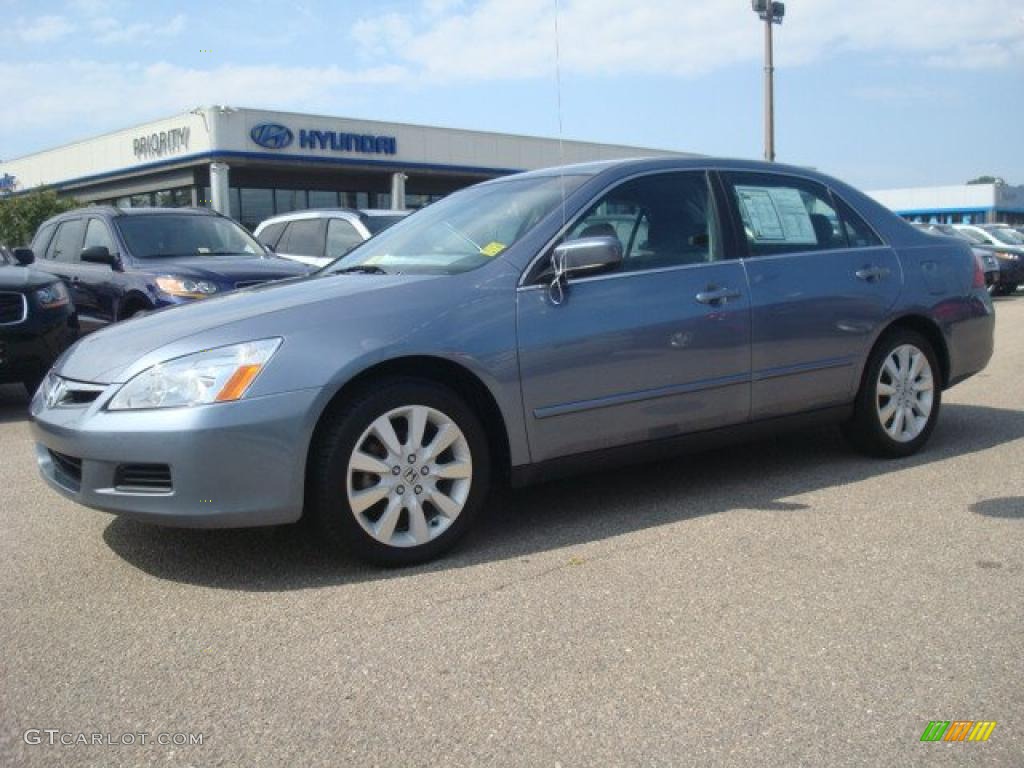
xmin=726 ymin=172 xmax=846 ymax=256
xmin=83 ymin=218 xmax=116 ymax=253
xmin=326 ymin=219 xmax=362 ymax=259
xmin=48 ymin=219 xmax=85 ymax=262
xmin=257 ymin=221 xmax=287 ymax=249
xmin=32 ymin=222 xmax=57 ymax=255
xmin=115 ymin=215 xmax=263 ymax=259
xmin=559 ymin=171 xmax=722 ymax=274
xmin=330 ymin=174 xmax=589 ymax=275
xmin=279 ymin=220 xmax=324 ymax=257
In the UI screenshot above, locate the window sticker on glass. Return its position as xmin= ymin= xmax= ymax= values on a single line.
xmin=735 ymin=186 xmax=817 ymax=245
xmin=480 ymin=241 xmax=506 ymax=257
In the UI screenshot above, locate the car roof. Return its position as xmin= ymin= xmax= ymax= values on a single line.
xmin=254 ymin=208 xmax=409 ymax=229
xmin=47 ymin=205 xmax=219 ymax=222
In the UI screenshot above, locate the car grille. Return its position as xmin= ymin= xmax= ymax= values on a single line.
xmin=48 ymin=450 xmax=82 ymax=488
xmin=235 ymin=280 xmax=268 ymax=289
xmin=0 ymin=292 xmax=27 ymax=325
xmin=114 ymin=464 xmax=173 ymax=494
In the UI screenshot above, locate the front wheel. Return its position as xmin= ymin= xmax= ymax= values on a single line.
xmin=842 ymin=329 xmax=941 ymax=458
xmin=307 ymin=378 xmax=491 ymax=566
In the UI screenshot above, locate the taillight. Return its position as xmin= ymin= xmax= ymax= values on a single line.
xmin=972 ymin=252 xmax=986 ymax=288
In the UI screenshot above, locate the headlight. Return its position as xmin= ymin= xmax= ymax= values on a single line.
xmin=995 ymin=252 xmax=1019 ymax=261
xmin=107 ymin=339 xmax=282 ymax=410
xmin=34 ymin=282 xmax=70 ymax=309
xmin=155 ymin=276 xmax=219 ymax=298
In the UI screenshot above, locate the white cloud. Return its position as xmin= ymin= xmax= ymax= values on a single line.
xmin=16 ymin=15 xmax=74 ymax=43
xmin=89 ymin=13 xmax=186 ymax=44
xmin=350 ymin=0 xmax=1024 ymax=81
xmin=0 ymin=60 xmax=406 ymax=141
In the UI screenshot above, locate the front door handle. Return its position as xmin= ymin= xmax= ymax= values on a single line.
xmin=696 ymin=286 xmax=741 ymax=305
xmin=855 ymin=265 xmax=891 ymax=282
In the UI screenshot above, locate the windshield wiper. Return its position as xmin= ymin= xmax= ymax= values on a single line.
xmin=333 ymin=265 xmax=391 ymax=275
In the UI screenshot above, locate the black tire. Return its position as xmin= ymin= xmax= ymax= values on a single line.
xmin=842 ymin=328 xmax=942 ymax=458
xmin=307 ymin=377 xmax=491 ymax=566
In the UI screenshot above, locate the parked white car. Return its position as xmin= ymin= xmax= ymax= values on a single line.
xmin=254 ymin=209 xmax=409 ymax=268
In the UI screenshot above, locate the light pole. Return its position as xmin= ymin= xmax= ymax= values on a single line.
xmin=751 ymin=1 xmax=785 ymax=162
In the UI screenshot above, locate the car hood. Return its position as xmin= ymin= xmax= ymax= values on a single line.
xmin=55 ymin=272 xmax=438 ymax=383
xmin=0 ymin=265 xmax=62 ymax=291
xmin=131 ymin=255 xmax=312 ymax=282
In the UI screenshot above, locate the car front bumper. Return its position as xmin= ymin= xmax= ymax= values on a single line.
xmin=29 ymin=384 xmax=320 ymax=528
xmin=994 ymin=256 xmax=1024 ymax=286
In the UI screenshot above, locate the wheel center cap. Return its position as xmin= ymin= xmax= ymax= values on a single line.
xmin=403 ymin=467 xmax=418 ymax=483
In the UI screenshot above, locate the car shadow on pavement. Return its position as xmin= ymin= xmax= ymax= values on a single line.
xmin=0 ymin=384 xmax=30 ymax=424
xmin=102 ymin=402 xmax=1024 ymax=591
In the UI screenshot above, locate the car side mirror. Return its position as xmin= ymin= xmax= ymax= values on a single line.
xmin=547 ymin=236 xmax=623 ymax=305
xmin=80 ymin=245 xmax=117 ymax=267
xmin=12 ymin=247 xmax=35 ymax=266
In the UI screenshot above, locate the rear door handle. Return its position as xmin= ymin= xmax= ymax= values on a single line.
xmin=696 ymin=286 xmax=741 ymax=305
xmin=855 ymin=265 xmax=891 ymax=282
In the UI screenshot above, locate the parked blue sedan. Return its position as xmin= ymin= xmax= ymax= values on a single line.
xmin=27 ymin=207 xmax=309 ymax=332
xmin=29 ymin=158 xmax=995 ymax=565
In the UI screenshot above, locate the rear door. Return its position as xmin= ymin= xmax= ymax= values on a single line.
xmin=720 ymin=171 xmax=901 ymax=419
xmin=517 ymin=170 xmax=751 ymax=462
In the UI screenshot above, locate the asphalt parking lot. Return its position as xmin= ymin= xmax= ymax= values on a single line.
xmin=1 ymin=296 xmax=1021 ymax=768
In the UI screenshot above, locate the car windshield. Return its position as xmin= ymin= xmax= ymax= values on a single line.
xmin=954 ymin=227 xmax=987 ymax=244
xmin=988 ymin=228 xmax=1024 ymax=245
xmin=116 ymin=215 xmax=265 ymax=259
xmin=362 ymin=215 xmax=407 ymax=235
xmin=329 ymin=174 xmax=589 ymax=275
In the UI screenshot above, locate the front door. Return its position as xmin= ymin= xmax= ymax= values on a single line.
xmin=720 ymin=171 xmax=902 ymax=419
xmin=517 ymin=171 xmax=751 ymax=463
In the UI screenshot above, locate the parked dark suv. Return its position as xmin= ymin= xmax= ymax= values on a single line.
xmin=27 ymin=207 xmax=311 ymax=332
xmin=0 ymin=245 xmax=78 ymax=394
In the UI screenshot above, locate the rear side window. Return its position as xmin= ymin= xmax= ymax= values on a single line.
xmin=47 ymin=219 xmax=86 ymax=262
xmin=725 ymin=172 xmax=845 ymax=257
xmin=833 ymin=196 xmax=882 ymax=248
xmin=325 ymin=219 xmax=363 ymax=260
xmin=32 ymin=222 xmax=57 ymax=254
xmin=257 ymin=221 xmax=286 ymax=248
xmin=279 ymin=220 xmax=324 ymax=257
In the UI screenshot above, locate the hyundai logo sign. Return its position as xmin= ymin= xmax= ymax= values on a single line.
xmin=250 ymin=123 xmax=294 ymax=150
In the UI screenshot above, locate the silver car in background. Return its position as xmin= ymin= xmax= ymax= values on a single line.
xmin=254 ymin=209 xmax=409 ymax=268
xmin=29 ymin=157 xmax=995 ymax=566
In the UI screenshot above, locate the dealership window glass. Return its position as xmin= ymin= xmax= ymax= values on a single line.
xmin=833 ymin=196 xmax=882 ymax=248
xmin=239 ymin=188 xmax=274 ymax=231
xmin=329 ymin=174 xmax=589 ymax=276
xmin=279 ymin=220 xmax=324 ymax=257
xmin=308 ymin=190 xmax=339 ymax=208
xmin=48 ymin=219 xmax=86 ymax=262
xmin=325 ymin=219 xmax=363 ymax=260
xmin=559 ymin=171 xmax=722 ymax=274
xmin=275 ymin=189 xmax=307 ymax=215
xmin=130 ymin=193 xmax=153 ymax=208
xmin=83 ymin=219 xmax=116 ymax=253
xmin=725 ymin=172 xmax=845 ymax=256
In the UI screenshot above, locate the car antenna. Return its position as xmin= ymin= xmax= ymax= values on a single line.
xmin=549 ymin=0 xmax=569 ymax=307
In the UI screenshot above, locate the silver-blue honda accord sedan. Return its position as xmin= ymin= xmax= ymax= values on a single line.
xmin=30 ymin=158 xmax=995 ymax=565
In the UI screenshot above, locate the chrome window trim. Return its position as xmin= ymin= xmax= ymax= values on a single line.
xmin=0 ymin=292 xmax=28 ymax=326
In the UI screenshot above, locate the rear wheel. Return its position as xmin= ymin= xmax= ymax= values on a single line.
xmin=842 ymin=329 xmax=941 ymax=458
xmin=308 ymin=378 xmax=491 ymax=566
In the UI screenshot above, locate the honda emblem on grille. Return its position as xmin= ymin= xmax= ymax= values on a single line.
xmin=45 ymin=377 xmax=67 ymax=408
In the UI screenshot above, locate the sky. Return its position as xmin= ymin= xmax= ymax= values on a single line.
xmin=1 ymin=0 xmax=1022 ymax=190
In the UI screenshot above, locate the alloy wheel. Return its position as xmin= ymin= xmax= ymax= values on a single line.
xmin=875 ymin=344 xmax=934 ymax=443
xmin=346 ymin=405 xmax=473 ymax=548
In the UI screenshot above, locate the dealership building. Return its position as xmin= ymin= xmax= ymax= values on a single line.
xmin=867 ymin=182 xmax=1024 ymax=226
xmin=0 ymin=106 xmax=686 ymax=231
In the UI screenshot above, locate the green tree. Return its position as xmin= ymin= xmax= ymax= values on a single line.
xmin=0 ymin=190 xmax=80 ymax=247
xmin=967 ymin=175 xmax=1005 ymax=185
